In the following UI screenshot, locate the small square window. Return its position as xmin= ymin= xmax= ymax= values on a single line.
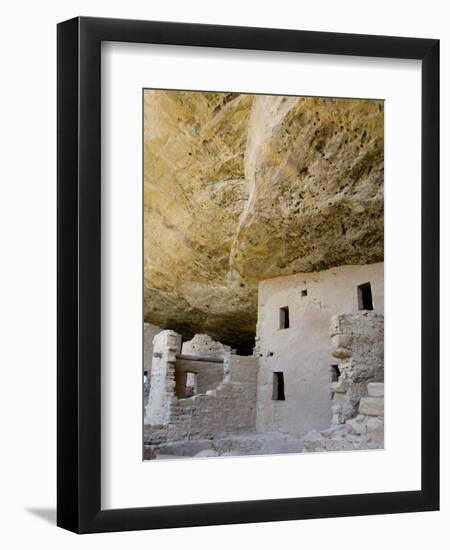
xmin=301 ymin=289 xmax=307 ymax=297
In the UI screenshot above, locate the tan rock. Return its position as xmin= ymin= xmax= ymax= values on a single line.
xmin=143 ymin=91 xmax=384 ymax=350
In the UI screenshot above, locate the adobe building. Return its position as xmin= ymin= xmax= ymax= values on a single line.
xmin=255 ymin=262 xmax=384 ymax=438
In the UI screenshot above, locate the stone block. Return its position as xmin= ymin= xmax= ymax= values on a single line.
xmin=359 ymin=396 xmax=384 ymax=416
xmin=367 ymin=382 xmax=384 ymax=397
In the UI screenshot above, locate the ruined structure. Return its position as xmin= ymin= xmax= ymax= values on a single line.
xmin=143 ymin=263 xmax=384 ymax=459
xmin=144 ymin=332 xmax=260 ymax=458
xmin=142 ymin=91 xmax=384 ymax=459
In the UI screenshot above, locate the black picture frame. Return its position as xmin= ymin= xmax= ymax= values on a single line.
xmin=57 ymin=16 xmax=439 ymax=533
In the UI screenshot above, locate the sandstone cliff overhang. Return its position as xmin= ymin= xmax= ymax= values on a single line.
xmin=143 ymin=91 xmax=384 ymax=351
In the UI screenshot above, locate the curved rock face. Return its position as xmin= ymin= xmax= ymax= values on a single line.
xmin=144 ymin=91 xmax=383 ymax=352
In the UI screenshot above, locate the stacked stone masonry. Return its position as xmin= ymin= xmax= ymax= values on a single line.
xmin=329 ymin=311 xmax=384 ymax=425
xmin=145 ymin=332 xmax=258 ymax=453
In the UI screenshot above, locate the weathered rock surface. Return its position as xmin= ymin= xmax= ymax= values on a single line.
xmin=144 ymin=91 xmax=384 ymax=350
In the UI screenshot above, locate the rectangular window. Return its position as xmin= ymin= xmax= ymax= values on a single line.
xmin=330 ymin=364 xmax=341 ymax=382
xmin=185 ymin=372 xmax=198 ymax=397
xmin=175 ymin=371 xmax=198 ymax=398
xmin=272 ymin=372 xmax=285 ymax=400
xmin=357 ymin=282 xmax=373 ymax=310
xmin=279 ymin=306 xmax=290 ymax=329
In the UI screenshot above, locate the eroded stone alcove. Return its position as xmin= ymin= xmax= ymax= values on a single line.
xmin=143 ymin=91 xmax=384 ymax=352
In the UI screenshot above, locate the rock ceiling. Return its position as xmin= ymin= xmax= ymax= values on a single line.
xmin=143 ymin=90 xmax=384 ymax=352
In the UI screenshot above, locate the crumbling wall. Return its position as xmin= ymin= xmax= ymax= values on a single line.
xmin=164 ymin=355 xmax=258 ymax=442
xmin=302 ymin=311 xmax=384 ymax=452
xmin=329 ymin=311 xmax=384 ymax=424
xmin=181 ymin=334 xmax=232 ymax=358
xmin=174 ymin=358 xmax=224 ymax=397
xmin=303 ymin=382 xmax=384 ymax=451
xmin=144 ymin=332 xmax=259 ymax=449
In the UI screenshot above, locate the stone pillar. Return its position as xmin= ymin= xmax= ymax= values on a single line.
xmin=145 ymin=330 xmax=182 ymax=425
xmin=143 ymin=322 xmax=163 ymax=376
xmin=143 ymin=323 xmax=162 ymax=410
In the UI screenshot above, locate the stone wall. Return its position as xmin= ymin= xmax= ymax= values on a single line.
xmin=174 ymin=358 xmax=224 ymax=397
xmin=181 ymin=334 xmax=232 ymax=358
xmin=329 ymin=311 xmax=384 ymax=424
xmin=164 ymin=355 xmax=258 ymax=443
xmin=303 ymin=382 xmax=384 ymax=451
xmin=255 ymin=263 xmax=384 ymax=438
xmin=302 ymin=312 xmax=384 ymax=452
xmin=144 ymin=332 xmax=259 ymax=449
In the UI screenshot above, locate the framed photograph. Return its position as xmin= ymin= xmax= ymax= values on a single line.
xmin=57 ymin=16 xmax=439 ymax=533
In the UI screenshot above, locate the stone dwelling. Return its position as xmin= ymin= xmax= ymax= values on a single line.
xmin=255 ymin=262 xmax=384 ymax=437
xmin=141 ymin=91 xmax=385 ymax=458
xmin=143 ymin=262 xmax=384 ymax=459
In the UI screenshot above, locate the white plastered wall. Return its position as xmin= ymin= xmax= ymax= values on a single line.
xmin=256 ymin=262 xmax=384 ymax=436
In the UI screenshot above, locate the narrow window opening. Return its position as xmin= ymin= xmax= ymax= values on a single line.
xmin=330 ymin=364 xmax=341 ymax=382
xmin=272 ymin=372 xmax=285 ymax=400
xmin=175 ymin=371 xmax=198 ymax=398
xmin=357 ymin=282 xmax=373 ymax=310
xmin=143 ymin=370 xmax=148 ymax=384
xmin=185 ymin=372 xmax=198 ymax=398
xmin=279 ymin=306 xmax=290 ymax=329
xmin=301 ymin=289 xmax=307 ymax=297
